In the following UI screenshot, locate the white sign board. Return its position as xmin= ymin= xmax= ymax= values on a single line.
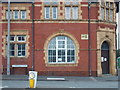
xmin=12 ymin=65 xmax=28 ymax=67
xmin=81 ymin=34 xmax=88 ymax=40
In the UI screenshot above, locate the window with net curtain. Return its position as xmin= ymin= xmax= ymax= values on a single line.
xmin=48 ymin=36 xmax=76 ymax=63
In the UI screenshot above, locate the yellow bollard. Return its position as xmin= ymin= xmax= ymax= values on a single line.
xmin=29 ymin=79 xmax=34 ymax=88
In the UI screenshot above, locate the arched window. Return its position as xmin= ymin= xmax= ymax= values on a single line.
xmin=48 ymin=36 xmax=76 ymax=63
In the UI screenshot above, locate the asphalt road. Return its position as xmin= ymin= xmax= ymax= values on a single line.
xmin=1 ymin=79 xmax=119 ymax=88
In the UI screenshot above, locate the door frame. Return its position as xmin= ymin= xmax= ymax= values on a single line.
xmin=101 ymin=41 xmax=110 ymax=74
xmin=97 ymin=39 xmax=116 ymax=76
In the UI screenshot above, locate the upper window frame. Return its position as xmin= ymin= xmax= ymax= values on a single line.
xmin=21 ymin=10 xmax=26 ymax=19
xmin=44 ymin=7 xmax=50 ymax=19
xmin=13 ymin=10 xmax=19 ymax=19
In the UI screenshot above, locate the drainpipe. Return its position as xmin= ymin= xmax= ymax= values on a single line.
xmin=88 ymin=0 xmax=92 ymax=76
xmin=118 ymin=1 xmax=120 ymax=51
xmin=31 ymin=0 xmax=35 ymax=71
xmin=115 ymin=23 xmax=118 ymax=72
xmin=7 ymin=0 xmax=10 ymax=75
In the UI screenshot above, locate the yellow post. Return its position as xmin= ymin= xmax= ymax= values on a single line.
xmin=29 ymin=79 xmax=34 ymax=88
xmin=29 ymin=71 xmax=37 ymax=88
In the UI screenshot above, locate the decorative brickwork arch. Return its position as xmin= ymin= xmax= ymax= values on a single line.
xmin=44 ymin=31 xmax=80 ymax=66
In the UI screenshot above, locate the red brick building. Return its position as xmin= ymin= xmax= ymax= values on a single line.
xmin=1 ymin=0 xmax=118 ymax=76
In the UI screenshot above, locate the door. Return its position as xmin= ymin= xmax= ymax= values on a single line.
xmin=101 ymin=41 xmax=109 ymax=74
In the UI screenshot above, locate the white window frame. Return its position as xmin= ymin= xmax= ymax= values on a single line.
xmin=17 ymin=44 xmax=26 ymax=57
xmin=44 ymin=0 xmax=50 ymax=5
xmin=6 ymin=35 xmax=15 ymax=42
xmin=10 ymin=44 xmax=15 ymax=57
xmin=45 ymin=7 xmax=50 ymax=19
xmin=10 ymin=35 xmax=15 ymax=42
xmin=100 ymin=7 xmax=105 ymax=20
xmin=6 ymin=35 xmax=27 ymax=57
xmin=65 ymin=7 xmax=71 ymax=19
xmin=72 ymin=7 xmax=78 ymax=19
xmin=109 ymin=9 xmax=113 ymax=22
xmin=48 ymin=36 xmax=76 ymax=64
xmin=6 ymin=10 xmax=12 ymax=19
xmin=21 ymin=10 xmax=26 ymax=19
xmin=17 ymin=35 xmax=26 ymax=42
xmin=56 ymin=38 xmax=67 ymax=63
xmin=52 ymin=7 xmax=58 ymax=19
xmin=72 ymin=0 xmax=79 ymax=5
xmin=106 ymin=9 xmax=109 ymax=21
xmin=13 ymin=10 xmax=19 ymax=19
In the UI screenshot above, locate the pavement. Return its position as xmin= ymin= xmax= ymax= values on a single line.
xmin=1 ymin=74 xmax=119 ymax=82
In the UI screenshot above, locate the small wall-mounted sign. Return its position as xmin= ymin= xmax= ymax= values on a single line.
xmin=81 ymin=34 xmax=88 ymax=40
xmin=12 ymin=65 xmax=28 ymax=67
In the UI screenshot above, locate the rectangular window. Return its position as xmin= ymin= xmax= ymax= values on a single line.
xmin=21 ymin=11 xmax=26 ymax=19
xmin=110 ymin=9 xmax=113 ymax=22
xmin=106 ymin=9 xmax=109 ymax=21
xmin=106 ymin=2 xmax=109 ymax=8
xmin=6 ymin=35 xmax=15 ymax=42
xmin=72 ymin=7 xmax=78 ymax=19
xmin=10 ymin=35 xmax=15 ymax=42
xmin=101 ymin=2 xmax=104 ymax=6
xmin=6 ymin=10 xmax=12 ymax=19
xmin=13 ymin=10 xmax=19 ymax=19
xmin=65 ymin=7 xmax=71 ymax=19
xmin=6 ymin=35 xmax=27 ymax=57
xmin=10 ymin=44 xmax=15 ymax=56
xmin=101 ymin=8 xmax=104 ymax=20
xmin=65 ymin=2 xmax=71 ymax=5
xmin=17 ymin=35 xmax=26 ymax=42
xmin=17 ymin=44 xmax=26 ymax=57
xmin=51 ymin=0 xmax=58 ymax=5
xmin=45 ymin=7 xmax=50 ymax=19
xmin=44 ymin=0 xmax=50 ymax=5
xmin=52 ymin=7 xmax=57 ymax=19
xmin=72 ymin=0 xmax=79 ymax=5
xmin=110 ymin=3 xmax=114 ymax=8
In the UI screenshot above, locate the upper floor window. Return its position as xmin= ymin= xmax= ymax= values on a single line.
xmin=65 ymin=7 xmax=71 ymax=19
xmin=72 ymin=7 xmax=78 ymax=19
xmin=106 ymin=9 xmax=109 ymax=21
xmin=52 ymin=7 xmax=58 ymax=19
xmin=21 ymin=11 xmax=26 ymax=19
xmin=45 ymin=7 xmax=50 ymax=19
xmin=44 ymin=7 xmax=58 ymax=19
xmin=44 ymin=1 xmax=51 ymax=5
xmin=13 ymin=10 xmax=19 ymax=19
xmin=6 ymin=10 xmax=27 ymax=20
xmin=100 ymin=7 xmax=104 ymax=20
xmin=65 ymin=0 xmax=79 ymax=5
xmin=110 ymin=9 xmax=113 ymax=21
xmin=65 ymin=7 xmax=78 ymax=20
xmin=100 ymin=2 xmax=115 ymax=22
xmin=6 ymin=10 xmax=12 ymax=19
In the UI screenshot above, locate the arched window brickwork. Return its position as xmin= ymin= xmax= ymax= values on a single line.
xmin=44 ymin=32 xmax=79 ymax=66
